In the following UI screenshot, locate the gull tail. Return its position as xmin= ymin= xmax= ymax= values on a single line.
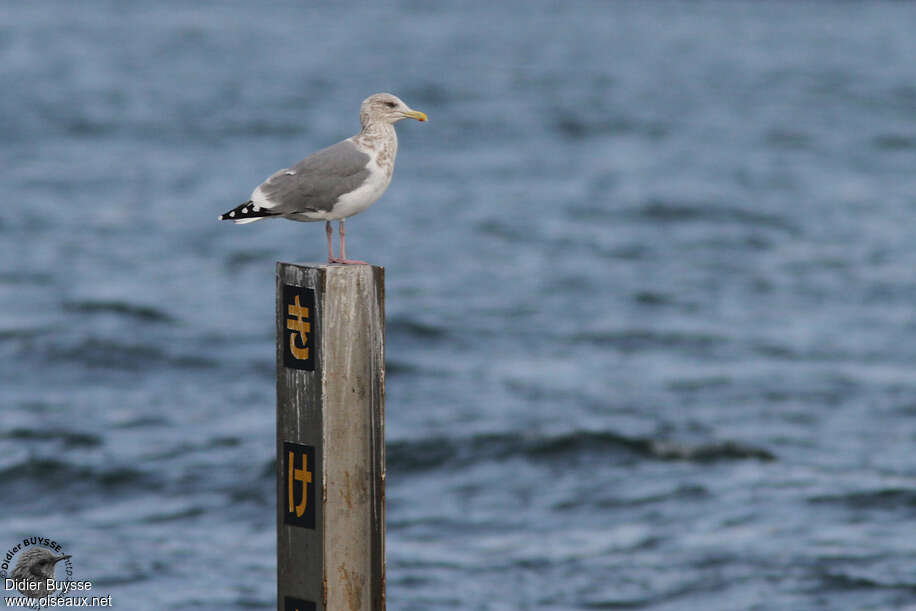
xmin=218 ymin=200 xmax=278 ymax=224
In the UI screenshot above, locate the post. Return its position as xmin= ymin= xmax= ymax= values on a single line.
xmin=276 ymin=263 xmax=385 ymax=611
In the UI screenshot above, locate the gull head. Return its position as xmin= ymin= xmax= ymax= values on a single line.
xmin=360 ymin=93 xmax=427 ymax=127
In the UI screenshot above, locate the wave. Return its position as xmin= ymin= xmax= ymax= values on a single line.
xmin=0 ymin=326 xmax=48 ymax=341
xmin=3 ymin=427 xmax=102 ymax=448
xmin=552 ymin=115 xmax=669 ymax=141
xmin=626 ymin=199 xmax=797 ymax=232
xmin=0 ymin=456 xmax=157 ymax=492
xmin=0 ymin=272 xmax=54 ymax=286
xmin=872 ymin=133 xmax=916 ymax=151
xmin=808 ymin=488 xmax=916 ymax=511
xmin=388 ymin=430 xmax=774 ymax=473
xmin=46 ymin=338 xmax=217 ymax=371
xmin=63 ymin=300 xmax=175 ymax=323
xmin=570 ymin=328 xmax=729 ymax=354
xmin=816 ymin=568 xmax=916 ymax=592
xmin=388 ymin=315 xmax=450 ymax=341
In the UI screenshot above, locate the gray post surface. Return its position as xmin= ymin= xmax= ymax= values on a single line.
xmin=277 ymin=263 xmax=385 ymax=611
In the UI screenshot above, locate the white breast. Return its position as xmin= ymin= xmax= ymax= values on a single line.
xmin=327 ymin=156 xmax=392 ymax=220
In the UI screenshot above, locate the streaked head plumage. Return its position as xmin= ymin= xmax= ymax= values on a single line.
xmin=360 ymin=93 xmax=427 ymax=127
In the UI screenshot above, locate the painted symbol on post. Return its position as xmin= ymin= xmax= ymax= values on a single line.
xmin=283 ymin=285 xmax=317 ymax=371
xmin=284 ymin=442 xmax=316 ymax=529
xmin=284 ymin=596 xmax=316 ymax=611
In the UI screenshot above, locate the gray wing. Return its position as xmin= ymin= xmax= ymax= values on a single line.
xmin=258 ymin=139 xmax=371 ymax=214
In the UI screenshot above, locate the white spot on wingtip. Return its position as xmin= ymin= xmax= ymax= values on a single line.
xmin=229 ymin=211 xmax=236 ymax=218
xmin=253 ymin=205 xmax=260 ymax=212
xmin=242 ymin=207 xmax=249 ymax=214
xmin=285 ymin=170 xmax=296 ymax=175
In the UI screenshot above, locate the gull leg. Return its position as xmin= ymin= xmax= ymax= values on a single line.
xmin=325 ymin=221 xmax=335 ymax=263
xmin=337 ymin=219 xmax=367 ymax=265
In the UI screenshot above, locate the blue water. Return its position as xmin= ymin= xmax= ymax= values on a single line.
xmin=3 ymin=1 xmax=916 ymax=609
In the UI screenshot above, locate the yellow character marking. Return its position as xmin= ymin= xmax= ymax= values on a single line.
xmin=288 ymin=450 xmax=312 ymax=517
xmin=287 ymin=295 xmax=310 ymax=360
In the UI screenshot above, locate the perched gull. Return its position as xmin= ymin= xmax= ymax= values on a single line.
xmin=219 ymin=92 xmax=427 ymax=264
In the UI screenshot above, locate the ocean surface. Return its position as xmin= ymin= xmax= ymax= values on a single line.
xmin=2 ymin=1 xmax=916 ymax=609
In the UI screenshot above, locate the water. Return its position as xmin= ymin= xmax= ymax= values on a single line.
xmin=2 ymin=1 xmax=916 ymax=608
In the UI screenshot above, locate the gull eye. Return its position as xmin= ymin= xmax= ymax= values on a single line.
xmin=384 ymin=101 xmax=397 ymax=108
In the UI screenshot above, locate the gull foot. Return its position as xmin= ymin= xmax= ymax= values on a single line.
xmin=328 ymin=257 xmax=369 ymax=265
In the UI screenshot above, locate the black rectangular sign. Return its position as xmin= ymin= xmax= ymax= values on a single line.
xmin=282 ymin=284 xmax=317 ymax=371
xmin=284 ymin=596 xmax=316 ymax=611
xmin=283 ymin=441 xmax=316 ymax=529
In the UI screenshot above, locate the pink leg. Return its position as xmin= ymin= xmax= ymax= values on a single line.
xmin=325 ymin=221 xmax=335 ymax=263
xmin=335 ymin=219 xmax=367 ymax=265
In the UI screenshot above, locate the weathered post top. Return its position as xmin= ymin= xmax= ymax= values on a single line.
xmin=276 ymin=263 xmax=385 ymax=611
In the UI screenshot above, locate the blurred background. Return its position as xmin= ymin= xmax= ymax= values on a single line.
xmin=2 ymin=1 xmax=916 ymax=609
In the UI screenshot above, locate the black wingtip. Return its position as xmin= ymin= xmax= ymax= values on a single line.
xmin=219 ymin=200 xmax=279 ymax=222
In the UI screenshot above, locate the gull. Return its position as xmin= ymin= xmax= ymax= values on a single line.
xmin=220 ymin=93 xmax=427 ymax=264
